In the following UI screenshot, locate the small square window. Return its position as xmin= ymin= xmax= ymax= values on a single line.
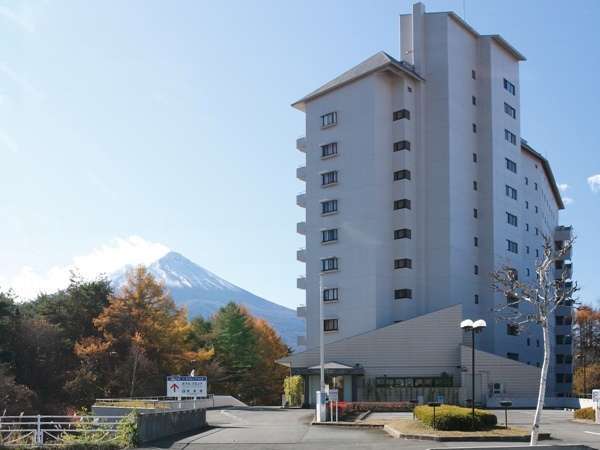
xmin=321 ymin=257 xmax=338 ymax=272
xmin=474 ymin=294 xmax=479 ymax=304
xmin=324 ymin=319 xmax=338 ymax=332
xmin=472 ymin=123 xmax=477 ymax=133
xmin=394 ymin=228 xmax=411 ymax=239
xmin=472 ymin=69 xmax=476 ymax=79
xmin=323 ymin=288 xmax=339 ymax=302
xmin=393 ymin=169 xmax=411 ymax=181
xmin=394 ymin=289 xmax=412 ymax=299
xmin=472 ymin=96 xmax=477 ymax=105
xmin=321 ymin=111 xmax=337 ymax=128
xmin=393 ymin=199 xmax=411 ymax=210
xmin=394 ymin=258 xmax=412 ymax=269
xmin=473 ymin=153 xmax=477 ymax=163
xmin=321 ymin=228 xmax=338 ymax=243
xmin=321 ymin=142 xmax=338 ymax=158
xmin=321 ymin=170 xmax=338 ymax=186
xmin=474 ymin=265 xmax=479 ymax=275
xmin=473 ymin=208 xmax=478 ymax=218
xmin=473 ymin=181 xmax=478 ymax=191
xmin=393 ymin=109 xmax=410 ymax=121
xmin=393 ymin=140 xmax=411 ymax=151
xmin=474 ymin=236 xmax=478 ymax=247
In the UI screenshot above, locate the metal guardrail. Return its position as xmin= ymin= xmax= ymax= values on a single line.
xmin=0 ymin=415 xmax=122 ymax=446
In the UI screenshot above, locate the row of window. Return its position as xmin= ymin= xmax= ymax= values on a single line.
xmin=375 ymin=376 xmax=454 ymax=388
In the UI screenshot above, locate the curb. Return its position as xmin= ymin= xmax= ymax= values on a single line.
xmin=311 ymin=421 xmax=384 ymax=429
xmin=383 ymin=425 xmax=551 ymax=442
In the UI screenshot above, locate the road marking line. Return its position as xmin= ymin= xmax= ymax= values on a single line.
xmin=585 ymin=431 xmax=600 ymax=436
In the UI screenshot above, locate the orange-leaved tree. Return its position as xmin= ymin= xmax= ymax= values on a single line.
xmin=247 ymin=317 xmax=289 ymax=405
xmin=68 ymin=266 xmax=208 ymax=404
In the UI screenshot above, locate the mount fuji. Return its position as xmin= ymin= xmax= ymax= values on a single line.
xmin=111 ymin=251 xmax=304 ymax=349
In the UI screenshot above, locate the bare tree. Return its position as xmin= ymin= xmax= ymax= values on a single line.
xmin=491 ymin=235 xmax=578 ymax=446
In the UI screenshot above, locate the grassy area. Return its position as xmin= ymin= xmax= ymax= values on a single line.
xmin=387 ymin=419 xmax=532 ymax=439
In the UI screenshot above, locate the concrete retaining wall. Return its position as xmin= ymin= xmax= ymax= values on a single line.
xmin=137 ymin=408 xmax=206 ymax=444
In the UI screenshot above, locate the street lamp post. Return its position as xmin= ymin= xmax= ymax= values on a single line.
xmin=319 ymin=274 xmax=325 ymax=392
xmin=460 ymin=319 xmax=487 ymax=429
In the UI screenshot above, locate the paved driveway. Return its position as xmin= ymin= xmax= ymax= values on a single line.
xmin=147 ymin=407 xmax=600 ymax=450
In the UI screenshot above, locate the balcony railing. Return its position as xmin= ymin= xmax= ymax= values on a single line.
xmin=296 ymin=165 xmax=306 ymax=181
xmin=296 ymin=192 xmax=306 ymax=208
xmin=296 ymin=305 xmax=306 ymax=318
xmin=296 ymin=136 xmax=306 ymax=152
xmin=296 ymin=276 xmax=306 ymax=290
xmin=296 ymin=248 xmax=306 ymax=262
xmin=296 ymin=221 xmax=306 ymax=235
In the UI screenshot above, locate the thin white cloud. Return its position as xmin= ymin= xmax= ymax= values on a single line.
xmin=6 ymin=236 xmax=170 ymax=300
xmin=0 ymin=129 xmax=19 ymax=153
xmin=587 ymin=174 xmax=600 ymax=194
xmin=557 ymin=183 xmax=573 ymax=205
xmin=0 ymin=5 xmax=36 ymax=33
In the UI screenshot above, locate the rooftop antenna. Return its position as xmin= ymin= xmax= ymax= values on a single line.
xmin=463 ymin=0 xmax=467 ymax=20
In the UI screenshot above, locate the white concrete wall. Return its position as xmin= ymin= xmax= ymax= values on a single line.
xmin=295 ymin=3 xmax=567 ymax=396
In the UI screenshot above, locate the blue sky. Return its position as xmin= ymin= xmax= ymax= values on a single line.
xmin=1 ymin=0 xmax=599 ymax=309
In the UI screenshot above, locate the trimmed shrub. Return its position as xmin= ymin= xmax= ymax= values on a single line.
xmin=414 ymin=405 xmax=497 ymax=431
xmin=574 ymin=407 xmax=595 ymax=420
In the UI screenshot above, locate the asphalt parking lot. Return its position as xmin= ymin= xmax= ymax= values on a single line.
xmin=146 ymin=407 xmax=600 ymax=450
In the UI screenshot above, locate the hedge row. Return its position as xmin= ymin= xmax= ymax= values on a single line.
xmin=574 ymin=407 xmax=595 ymax=420
xmin=414 ymin=405 xmax=497 ymax=431
xmin=337 ymin=401 xmax=413 ymax=413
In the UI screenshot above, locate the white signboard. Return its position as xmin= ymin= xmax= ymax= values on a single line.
xmin=166 ymin=375 xmax=207 ymax=398
xmin=328 ymin=389 xmax=339 ymax=402
xmin=592 ymin=389 xmax=600 ymax=403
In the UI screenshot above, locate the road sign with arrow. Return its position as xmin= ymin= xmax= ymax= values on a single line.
xmin=166 ymin=375 xmax=207 ymax=398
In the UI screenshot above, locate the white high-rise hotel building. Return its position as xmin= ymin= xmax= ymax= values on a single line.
xmin=289 ymin=3 xmax=573 ymax=400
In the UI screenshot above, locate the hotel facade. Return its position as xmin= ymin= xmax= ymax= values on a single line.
xmin=281 ymin=3 xmax=574 ymax=406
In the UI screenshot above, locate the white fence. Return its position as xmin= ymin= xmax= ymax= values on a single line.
xmin=0 ymin=415 xmax=122 ymax=446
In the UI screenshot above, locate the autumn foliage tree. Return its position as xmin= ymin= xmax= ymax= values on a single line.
xmin=573 ymin=305 xmax=600 ymax=394
xmin=69 ymin=266 xmax=207 ymax=402
xmin=188 ymin=302 xmax=289 ymax=405
xmin=1 ymin=267 xmax=290 ymax=412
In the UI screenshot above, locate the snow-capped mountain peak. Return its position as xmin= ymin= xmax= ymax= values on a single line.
xmin=110 ymin=251 xmax=303 ymax=349
xmin=148 ymin=251 xmax=242 ymax=292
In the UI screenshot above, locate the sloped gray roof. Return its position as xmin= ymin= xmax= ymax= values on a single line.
xmin=521 ymin=140 xmax=564 ymax=210
xmin=292 ymin=51 xmax=424 ymax=111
